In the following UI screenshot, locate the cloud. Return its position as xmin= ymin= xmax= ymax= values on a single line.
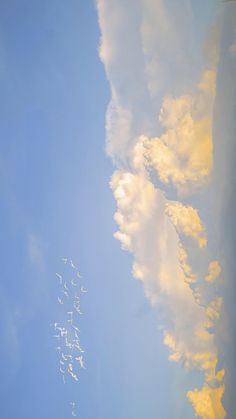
xmin=187 ymin=385 xmax=226 ymax=419
xmin=97 ymin=0 xmax=225 ymax=416
xmin=207 ymin=298 xmax=223 ymax=320
xmin=96 ymin=0 xmax=198 ymax=164
xmin=139 ymin=70 xmax=216 ymax=193
xmin=111 ymin=170 xmax=221 ymax=380
xmin=165 ymin=201 xmax=207 ymax=248
xmin=205 ymin=261 xmax=222 ymax=283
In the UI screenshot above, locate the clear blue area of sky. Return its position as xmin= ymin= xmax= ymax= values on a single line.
xmin=0 ymin=1 xmax=194 ymax=418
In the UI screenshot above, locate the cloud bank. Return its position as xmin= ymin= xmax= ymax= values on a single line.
xmin=97 ymin=0 xmax=226 ymax=417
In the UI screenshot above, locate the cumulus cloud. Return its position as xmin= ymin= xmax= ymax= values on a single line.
xmin=207 ymin=298 xmax=223 ymax=320
xmin=139 ymin=69 xmax=216 ymax=193
xmin=97 ymin=0 xmax=225 ymax=416
xmin=111 ymin=170 xmax=221 ymax=384
xmin=205 ymin=261 xmax=222 ymax=283
xmin=187 ymin=385 xmax=226 ymax=419
xmin=165 ymin=201 xmax=207 ymax=248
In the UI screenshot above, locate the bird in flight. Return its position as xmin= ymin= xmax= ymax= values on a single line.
xmin=62 ymin=257 xmax=68 ymax=264
xmin=70 ymin=260 xmax=77 ymax=270
xmin=80 ymin=286 xmax=88 ymax=293
xmin=75 ymin=355 xmax=85 ymax=369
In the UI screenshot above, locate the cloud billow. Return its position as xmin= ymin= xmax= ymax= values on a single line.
xmin=97 ymin=0 xmax=227 ymax=417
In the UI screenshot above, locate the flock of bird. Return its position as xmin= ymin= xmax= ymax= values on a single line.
xmin=52 ymin=258 xmax=88 ymax=417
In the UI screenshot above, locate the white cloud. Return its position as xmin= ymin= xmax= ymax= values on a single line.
xmin=165 ymin=201 xmax=207 ymax=248
xmin=205 ymin=261 xmax=221 ymax=283
xmin=97 ymin=0 xmax=225 ymax=416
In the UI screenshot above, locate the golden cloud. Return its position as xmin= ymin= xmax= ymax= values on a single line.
xmin=165 ymin=201 xmax=207 ymax=248
xmin=187 ymin=384 xmax=226 ymax=419
xmin=205 ymin=261 xmax=222 ymax=282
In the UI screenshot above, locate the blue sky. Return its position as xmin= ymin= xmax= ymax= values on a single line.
xmin=0 ymin=2 xmax=180 ymax=418
xmin=1 ymin=1 xmax=235 ymax=418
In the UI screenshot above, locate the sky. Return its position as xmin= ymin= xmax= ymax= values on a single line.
xmin=0 ymin=1 xmax=235 ymax=418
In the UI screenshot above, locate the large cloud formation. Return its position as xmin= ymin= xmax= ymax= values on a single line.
xmin=97 ymin=0 xmax=225 ymax=417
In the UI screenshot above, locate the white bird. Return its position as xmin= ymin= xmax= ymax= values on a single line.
xmin=72 ymin=325 xmax=80 ymax=332
xmin=68 ymin=363 xmax=73 ymax=372
xmin=70 ymin=260 xmax=77 ymax=270
xmin=74 ymin=342 xmax=84 ymax=353
xmin=56 ymin=346 xmax=61 ymax=352
xmin=64 ymin=282 xmax=69 ymax=291
xmin=60 ymin=366 xmax=65 ymax=374
xmin=74 ymin=330 xmax=80 ymax=340
xmin=71 ymin=278 xmax=77 ymax=286
xmin=62 ymin=290 xmax=69 ymax=298
xmin=59 ymin=360 xmax=64 ymax=365
xmin=77 ymin=271 xmax=82 ymax=278
xmin=57 ymin=297 xmax=63 ymax=305
xmin=56 ymin=273 xmax=63 ymax=284
xmin=74 ymin=303 xmax=83 ymax=315
xmin=62 ymin=258 xmax=68 ymax=264
xmin=80 ymin=286 xmax=88 ymax=293
xmin=60 ymin=329 xmax=67 ymax=337
xmin=75 ymin=355 xmax=85 ymax=369
xmin=64 ymin=354 xmax=72 ymax=360
xmin=72 ymin=374 xmax=78 ymax=382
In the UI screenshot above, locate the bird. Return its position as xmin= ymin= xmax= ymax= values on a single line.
xmin=56 ymin=273 xmax=63 ymax=284
xmin=64 ymin=282 xmax=69 ymax=291
xmin=74 ymin=330 xmax=80 ymax=340
xmin=74 ymin=342 xmax=84 ymax=353
xmin=72 ymin=325 xmax=80 ymax=332
xmin=62 ymin=258 xmax=68 ymax=264
xmin=74 ymin=305 xmax=83 ymax=315
xmin=74 ymin=302 xmax=83 ymax=314
xmin=70 ymin=372 xmax=79 ymax=382
xmin=57 ymin=297 xmax=63 ymax=305
xmin=62 ymin=290 xmax=69 ymax=298
xmin=77 ymin=271 xmax=82 ymax=279
xmin=80 ymin=286 xmax=88 ymax=293
xmin=60 ymin=366 xmax=66 ymax=374
xmin=70 ymin=260 xmax=77 ymax=270
xmin=71 ymin=278 xmax=77 ymax=286
xmin=75 ymin=355 xmax=85 ymax=369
